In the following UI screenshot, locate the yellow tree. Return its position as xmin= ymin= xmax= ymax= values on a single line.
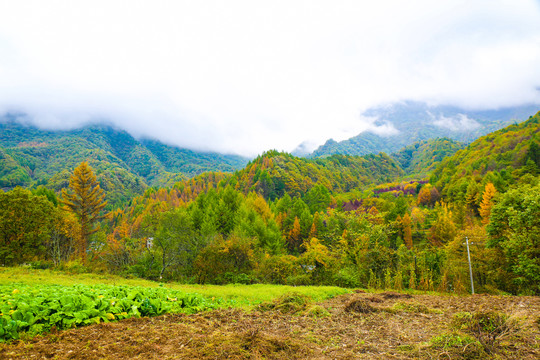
xmin=417 ymin=184 xmax=432 ymax=207
xmin=400 ymin=213 xmax=413 ymax=249
xmin=309 ymin=212 xmax=320 ymax=239
xmin=62 ymin=162 xmax=107 ymax=260
xmin=479 ymin=183 xmax=496 ymax=224
xmin=288 ymin=217 xmax=302 ymax=253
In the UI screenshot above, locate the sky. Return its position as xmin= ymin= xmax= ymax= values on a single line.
xmin=1 ymin=0 xmax=540 ymax=156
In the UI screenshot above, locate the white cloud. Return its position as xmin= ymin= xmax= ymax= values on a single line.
xmin=430 ymin=113 xmax=481 ymax=132
xmin=367 ymin=121 xmax=401 ymax=137
xmin=0 ymin=0 xmax=539 ymax=156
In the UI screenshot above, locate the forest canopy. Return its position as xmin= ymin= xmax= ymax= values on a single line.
xmin=1 ymin=111 xmax=539 ymax=295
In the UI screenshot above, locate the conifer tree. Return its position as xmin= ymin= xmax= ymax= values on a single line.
xmin=62 ymin=162 xmax=107 ymax=260
xmin=288 ymin=217 xmax=301 ymax=253
xmin=400 ymin=213 xmax=413 ymax=249
xmin=479 ymin=183 xmax=496 ymax=224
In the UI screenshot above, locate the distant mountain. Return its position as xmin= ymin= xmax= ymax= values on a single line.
xmin=0 ymin=114 xmax=249 ymax=207
xmin=310 ymin=101 xmax=539 ymax=157
xmin=391 ymin=138 xmax=465 ymax=177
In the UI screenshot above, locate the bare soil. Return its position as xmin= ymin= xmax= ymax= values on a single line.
xmin=1 ymin=292 xmax=539 ymax=359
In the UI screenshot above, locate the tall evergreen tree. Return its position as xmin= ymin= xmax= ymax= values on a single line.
xmin=62 ymin=162 xmax=107 ymax=260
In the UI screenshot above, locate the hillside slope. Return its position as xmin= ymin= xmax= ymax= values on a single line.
xmin=227 ymin=150 xmax=404 ymax=200
xmin=0 ymin=115 xmax=249 ymax=206
xmin=391 ymin=138 xmax=465 ymax=177
xmin=430 ymin=111 xmax=540 ymax=199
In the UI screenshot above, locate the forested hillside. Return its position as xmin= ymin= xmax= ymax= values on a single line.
xmin=391 ymin=138 xmax=465 ymax=177
xmin=430 ymin=111 xmax=540 ymax=200
xmin=0 ymin=116 xmax=248 ymax=207
xmin=1 ymin=111 xmax=539 ymax=296
xmin=227 ymin=151 xmax=403 ymax=200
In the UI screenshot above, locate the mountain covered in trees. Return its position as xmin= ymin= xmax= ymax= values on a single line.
xmin=0 ymin=115 xmax=249 ymax=207
xmin=430 ymin=111 xmax=540 ymax=200
xmin=310 ymin=101 xmax=538 ymax=158
xmin=391 ymin=138 xmax=465 ymax=177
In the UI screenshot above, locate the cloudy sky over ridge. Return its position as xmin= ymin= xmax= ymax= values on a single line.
xmin=1 ymin=0 xmax=540 ymax=156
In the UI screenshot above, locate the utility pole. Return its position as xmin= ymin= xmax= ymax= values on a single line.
xmin=464 ymin=237 xmax=474 ymax=294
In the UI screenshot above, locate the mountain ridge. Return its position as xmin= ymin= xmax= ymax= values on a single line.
xmin=308 ymin=102 xmax=539 ymax=158
xmin=0 ymin=115 xmax=249 ymax=207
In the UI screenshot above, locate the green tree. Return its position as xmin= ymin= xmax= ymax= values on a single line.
xmin=487 ymin=182 xmax=540 ymax=294
xmin=62 ymin=162 xmax=107 ymax=260
xmin=428 ymin=203 xmax=457 ymax=246
xmin=304 ymin=184 xmax=331 ymax=213
xmin=526 ymin=141 xmax=540 ymax=167
xmin=0 ymin=187 xmax=54 ymax=265
xmin=153 ymin=207 xmax=198 ymax=279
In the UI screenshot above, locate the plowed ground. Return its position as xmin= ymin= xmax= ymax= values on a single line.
xmin=1 ymin=292 xmax=539 ymax=359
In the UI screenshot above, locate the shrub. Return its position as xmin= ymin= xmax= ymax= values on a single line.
xmin=331 ymin=267 xmax=361 ymax=288
xmin=285 ymin=274 xmax=312 ymax=286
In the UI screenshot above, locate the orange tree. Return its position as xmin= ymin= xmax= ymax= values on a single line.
xmin=62 ymin=161 xmax=107 ymax=261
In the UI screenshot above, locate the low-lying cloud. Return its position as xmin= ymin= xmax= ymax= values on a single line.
xmin=430 ymin=113 xmax=482 ymax=132
xmin=0 ymin=1 xmax=540 ymax=156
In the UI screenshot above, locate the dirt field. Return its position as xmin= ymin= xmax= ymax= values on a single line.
xmin=1 ymin=292 xmax=539 ymax=359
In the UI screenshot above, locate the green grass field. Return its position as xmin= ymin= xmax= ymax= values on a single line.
xmin=1 ymin=267 xmax=351 ymax=305
xmin=0 ymin=266 xmax=351 ymax=341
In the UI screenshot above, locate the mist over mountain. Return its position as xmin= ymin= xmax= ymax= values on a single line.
xmin=307 ymin=101 xmax=539 ymax=158
xmin=0 ymin=114 xmax=249 ymax=207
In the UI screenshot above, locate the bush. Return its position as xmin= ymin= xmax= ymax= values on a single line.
xmin=332 ymin=267 xmax=361 ymax=288
xmin=57 ymin=259 xmax=90 ymax=274
xmin=285 ymin=274 xmax=312 ymax=286
xmin=217 ymin=272 xmax=254 ymax=285
xmin=29 ymin=261 xmax=53 ymax=270
xmin=256 ymin=255 xmax=299 ymax=285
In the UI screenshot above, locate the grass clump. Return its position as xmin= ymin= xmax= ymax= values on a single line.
xmin=257 ymin=292 xmax=311 ymax=314
xmin=452 ymin=310 xmax=518 ymax=354
xmin=344 ymin=297 xmax=377 ymax=314
xmin=429 ymin=331 xmax=485 ymax=359
xmin=391 ymin=301 xmax=439 ymax=314
xmin=380 ymin=291 xmax=413 ymax=300
xmin=304 ymin=305 xmax=331 ymax=318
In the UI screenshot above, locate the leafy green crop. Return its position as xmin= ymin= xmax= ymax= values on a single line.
xmin=0 ymin=283 xmax=222 ymax=341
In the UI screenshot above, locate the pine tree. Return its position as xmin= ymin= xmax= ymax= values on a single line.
xmin=288 ymin=217 xmax=301 ymax=253
xmin=479 ymin=182 xmax=496 ymax=224
xmin=401 ymin=213 xmax=413 ymax=249
xmin=62 ymin=162 xmax=107 ymax=260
